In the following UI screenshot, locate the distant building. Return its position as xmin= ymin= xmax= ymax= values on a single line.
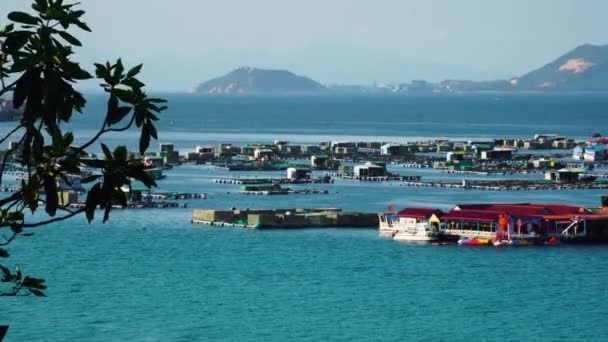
xmin=380 ymin=143 xmax=404 ymax=156
xmin=353 ymin=162 xmax=386 ymax=178
xmin=480 ymin=149 xmax=514 ymax=161
xmin=544 ymin=168 xmax=584 ymax=184
xmin=286 ymin=167 xmax=311 ymax=180
xmin=254 ymin=148 xmax=274 ymax=160
xmin=311 ymin=155 xmax=329 ymax=168
xmin=584 ymin=145 xmax=606 ymax=161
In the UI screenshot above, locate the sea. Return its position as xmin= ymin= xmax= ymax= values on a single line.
xmin=2 ymin=93 xmax=608 ymax=341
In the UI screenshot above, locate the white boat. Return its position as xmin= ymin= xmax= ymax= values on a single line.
xmin=378 ymin=213 xmax=399 ymax=237
xmin=379 ymin=209 xmax=442 ymax=242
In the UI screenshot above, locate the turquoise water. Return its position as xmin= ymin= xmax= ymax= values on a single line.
xmin=2 ymin=94 xmax=608 ymax=341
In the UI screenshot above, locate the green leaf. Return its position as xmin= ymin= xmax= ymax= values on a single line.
xmin=107 ymin=106 xmax=131 ymax=126
xmin=85 ymin=183 xmax=102 ymax=222
xmin=4 ymin=32 xmax=30 ymax=54
xmin=101 ymin=143 xmax=112 ymax=160
xmin=73 ymin=20 xmax=91 ymax=32
xmin=23 ymin=276 xmax=47 ymax=289
xmin=103 ymin=203 xmax=111 ymax=223
xmin=147 ymin=122 xmax=158 ymax=139
xmin=113 ymin=146 xmax=127 ymax=162
xmin=32 ymin=0 xmax=48 ymax=12
xmin=122 ymin=78 xmax=145 ymax=89
xmin=0 ymin=265 xmax=11 ymax=282
xmin=113 ymin=88 xmax=135 ymax=103
xmin=29 ymin=289 xmax=46 ymax=297
xmin=126 ymin=64 xmax=143 ymax=78
xmin=58 ymin=30 xmax=81 ymax=46
xmin=44 ymin=175 xmax=59 ymax=216
xmin=8 ymin=11 xmax=40 ymax=26
xmin=0 ymin=23 xmax=14 ymax=34
xmin=148 ymin=98 xmax=167 ymax=103
xmin=139 ymin=124 xmax=150 ymax=154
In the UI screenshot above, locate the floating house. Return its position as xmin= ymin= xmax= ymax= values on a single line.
xmin=583 ymin=144 xmax=606 ymax=162
xmin=311 ymin=154 xmax=329 ymax=168
xmin=353 ymin=162 xmax=386 ymax=178
xmin=544 ymin=168 xmax=584 ymax=184
xmin=254 ymin=148 xmax=274 ymax=160
xmin=480 ymin=148 xmax=514 ymax=161
xmin=423 ymin=202 xmax=608 ymax=243
xmin=446 ymin=151 xmax=466 ymax=162
xmin=381 ymin=143 xmax=406 ymax=156
xmin=286 ymin=167 xmax=311 ymax=180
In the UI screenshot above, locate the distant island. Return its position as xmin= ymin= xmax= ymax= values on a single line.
xmin=193 ymin=44 xmax=608 ymax=94
xmin=195 ymin=67 xmax=327 ymax=94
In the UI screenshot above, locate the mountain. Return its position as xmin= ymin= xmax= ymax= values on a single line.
xmin=195 ymin=67 xmax=327 ymax=94
xmin=511 ymin=44 xmax=608 ymax=91
xmin=435 ymin=44 xmax=608 ymax=92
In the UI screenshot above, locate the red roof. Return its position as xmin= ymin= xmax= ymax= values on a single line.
xmin=454 ymin=203 xmax=587 ymax=217
xmin=442 ymin=210 xmax=505 ymax=222
xmin=396 ymin=207 xmax=443 ymax=219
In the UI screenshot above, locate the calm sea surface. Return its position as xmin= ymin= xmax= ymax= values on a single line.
xmin=2 ymin=94 xmax=608 ymax=341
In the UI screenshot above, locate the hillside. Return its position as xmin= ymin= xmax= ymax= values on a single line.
xmin=511 ymin=44 xmax=608 ymax=91
xmin=195 ymin=67 xmax=327 ymax=94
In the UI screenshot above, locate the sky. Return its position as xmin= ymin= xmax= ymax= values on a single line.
xmin=1 ymin=0 xmax=607 ymax=91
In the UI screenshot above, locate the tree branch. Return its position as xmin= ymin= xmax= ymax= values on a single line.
xmin=0 ymin=135 xmax=24 ymax=187
xmin=0 ymin=231 xmax=17 ymax=246
xmin=0 ymin=124 xmax=24 ymax=147
xmin=22 ymin=207 xmax=85 ymax=228
xmin=0 ymin=79 xmax=17 ymax=98
xmin=72 ymin=114 xmax=135 ymax=157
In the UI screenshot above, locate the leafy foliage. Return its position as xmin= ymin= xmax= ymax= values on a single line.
xmin=0 ymin=0 xmax=166 ymax=297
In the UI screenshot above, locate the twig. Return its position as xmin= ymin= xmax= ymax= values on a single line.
xmin=0 ymin=124 xmax=25 ymax=147
xmin=22 ymin=207 xmax=85 ymax=228
xmin=0 ymin=232 xmax=17 ymax=246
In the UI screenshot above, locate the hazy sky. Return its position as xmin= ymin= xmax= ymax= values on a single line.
xmin=1 ymin=0 xmax=607 ymax=91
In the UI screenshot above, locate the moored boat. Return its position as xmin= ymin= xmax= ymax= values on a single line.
xmin=379 ymin=207 xmax=445 ymax=242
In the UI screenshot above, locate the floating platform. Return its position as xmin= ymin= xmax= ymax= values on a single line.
xmin=213 ymin=177 xmax=333 ymax=185
xmin=401 ymin=180 xmax=608 ymax=191
xmin=240 ymin=189 xmax=328 ymax=195
xmin=69 ymin=201 xmax=189 ymax=209
xmin=192 ymin=208 xmax=378 ymax=229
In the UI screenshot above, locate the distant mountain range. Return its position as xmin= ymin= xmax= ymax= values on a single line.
xmin=194 ymin=44 xmax=608 ymax=94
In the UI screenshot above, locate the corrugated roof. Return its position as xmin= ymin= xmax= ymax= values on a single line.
xmin=396 ymin=207 xmax=443 ymax=219
xmin=442 ymin=210 xmax=504 ymax=222
xmin=454 ymin=203 xmax=587 ymax=217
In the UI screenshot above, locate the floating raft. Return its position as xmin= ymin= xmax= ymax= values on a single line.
xmin=69 ymin=201 xmax=189 ymax=209
xmin=192 ymin=208 xmax=378 ymax=229
xmin=401 ymin=181 xmax=608 ymax=191
xmin=143 ymin=192 xmax=206 ymax=200
xmin=213 ymin=177 xmax=332 ymax=185
xmin=240 ymin=189 xmax=329 ymax=195
xmin=323 ymin=172 xmax=407 ymax=182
